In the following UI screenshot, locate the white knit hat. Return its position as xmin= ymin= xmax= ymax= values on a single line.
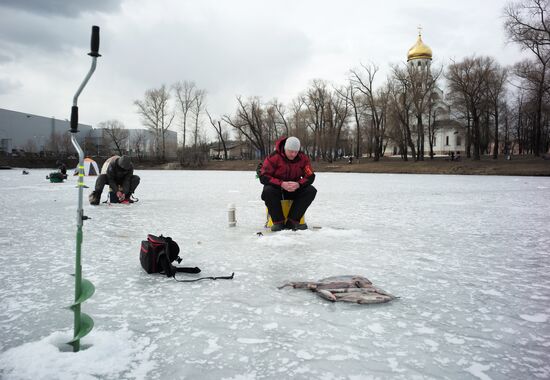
xmin=285 ymin=136 xmax=300 ymax=151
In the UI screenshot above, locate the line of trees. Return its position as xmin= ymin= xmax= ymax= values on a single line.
xmin=22 ymin=131 xmax=72 ymax=158
xmin=93 ymin=0 xmax=548 ymax=163
xmin=23 ymin=1 xmax=546 ymax=163
xmin=210 ymin=0 xmax=550 ymax=161
xmin=505 ymin=0 xmax=550 ymax=157
xmin=132 ymin=81 xmax=224 ymax=165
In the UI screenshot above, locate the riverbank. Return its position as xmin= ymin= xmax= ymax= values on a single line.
xmin=2 ymin=155 xmax=549 ymax=176
xmin=180 ymin=156 xmax=550 ymax=176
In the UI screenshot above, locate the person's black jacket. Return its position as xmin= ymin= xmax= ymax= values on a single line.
xmin=58 ymin=163 xmax=67 ymax=175
xmin=106 ymin=159 xmax=134 ymax=194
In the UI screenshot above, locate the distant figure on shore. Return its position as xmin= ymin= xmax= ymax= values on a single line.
xmin=258 ymin=136 xmax=316 ymax=231
xmin=89 ymin=155 xmax=140 ymax=205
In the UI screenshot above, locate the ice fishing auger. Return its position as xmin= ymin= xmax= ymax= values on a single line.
xmin=68 ymin=25 xmax=101 ymax=352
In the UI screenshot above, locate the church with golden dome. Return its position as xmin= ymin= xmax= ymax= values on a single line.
xmin=407 ymin=32 xmax=432 ymax=64
xmin=387 ymin=30 xmax=465 ymax=158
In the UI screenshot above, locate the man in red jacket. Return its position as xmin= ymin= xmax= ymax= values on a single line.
xmin=259 ymin=136 xmax=317 ymax=231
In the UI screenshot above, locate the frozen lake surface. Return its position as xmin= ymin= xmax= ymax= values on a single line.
xmin=1 ymin=169 xmax=549 ymax=379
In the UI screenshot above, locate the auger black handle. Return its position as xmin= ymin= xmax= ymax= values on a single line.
xmin=89 ymin=26 xmax=101 ymax=57
xmin=70 ymin=106 xmax=79 ymax=133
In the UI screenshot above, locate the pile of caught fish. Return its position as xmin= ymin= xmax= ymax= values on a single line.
xmin=278 ymin=275 xmax=396 ymax=304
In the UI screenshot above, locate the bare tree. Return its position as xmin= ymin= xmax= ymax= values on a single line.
xmin=223 ymin=96 xmax=268 ymax=158
xmin=446 ymin=56 xmax=495 ymax=160
xmin=206 ymin=110 xmax=229 ymax=160
xmin=501 ymin=101 xmax=513 ymax=157
xmin=289 ymin=96 xmax=311 ymax=156
xmin=351 ymin=63 xmax=385 ymax=161
xmin=325 ymin=85 xmax=351 ymax=161
xmin=387 ymin=73 xmax=415 ymax=160
xmin=273 ymin=100 xmax=290 ymax=136
xmin=134 ymin=85 xmax=175 ymax=161
xmin=303 ymin=80 xmax=328 ymax=160
xmin=23 ymin=139 xmax=38 ymax=154
xmin=336 ymin=81 xmax=371 ymax=159
xmin=447 ymin=90 xmax=474 ymax=157
xmin=265 ymin=104 xmax=278 ymax=152
xmin=132 ymin=130 xmax=147 ymax=160
xmin=173 ymin=81 xmax=197 ymax=149
xmin=84 ymin=130 xmax=99 ymax=157
xmin=408 ymin=64 xmax=442 ymax=160
xmin=60 ymin=131 xmax=72 ymax=157
xmin=486 ymin=63 xmax=508 ymax=158
xmin=98 ymin=119 xmax=129 ymax=156
xmin=191 ymin=89 xmax=206 ymax=149
xmin=46 ymin=132 xmax=61 ymax=156
xmin=299 ymin=80 xmax=351 ymax=162
xmin=504 ymin=0 xmax=550 ymax=155
xmin=347 ymin=82 xmax=366 ymax=158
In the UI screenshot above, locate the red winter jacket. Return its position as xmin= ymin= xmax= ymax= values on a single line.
xmin=259 ymin=137 xmax=315 ymax=188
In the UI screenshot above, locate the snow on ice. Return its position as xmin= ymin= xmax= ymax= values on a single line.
xmin=1 ymin=169 xmax=550 ymax=379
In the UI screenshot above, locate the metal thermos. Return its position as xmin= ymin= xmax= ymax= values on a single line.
xmin=228 ymin=203 xmax=236 ymax=227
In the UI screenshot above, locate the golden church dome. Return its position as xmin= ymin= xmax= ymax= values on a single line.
xmin=407 ymin=33 xmax=432 ymax=61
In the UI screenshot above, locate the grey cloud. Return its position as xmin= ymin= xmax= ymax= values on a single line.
xmin=109 ymin=19 xmax=312 ymax=104
xmin=0 ymin=7 xmax=97 ymax=56
xmin=0 ymin=78 xmax=22 ymax=94
xmin=0 ymin=51 xmax=14 ymax=64
xmin=0 ymin=0 xmax=121 ymax=17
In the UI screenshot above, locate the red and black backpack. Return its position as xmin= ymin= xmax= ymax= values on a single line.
xmin=140 ymin=234 xmax=199 ymax=277
xmin=140 ymin=234 xmax=234 ymax=282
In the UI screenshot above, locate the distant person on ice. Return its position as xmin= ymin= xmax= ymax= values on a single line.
xmin=258 ymin=136 xmax=316 ymax=231
xmin=56 ymin=160 xmax=67 ymax=179
xmin=89 ymin=155 xmax=140 ymax=205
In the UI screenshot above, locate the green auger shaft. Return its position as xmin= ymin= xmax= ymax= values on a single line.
xmin=67 ymin=182 xmax=95 ymax=351
xmin=67 ymin=25 xmax=101 ymax=352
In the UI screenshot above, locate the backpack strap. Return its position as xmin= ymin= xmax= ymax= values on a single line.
xmin=174 ymin=266 xmax=201 ymax=274
xmin=157 ymin=251 xmax=174 ymax=277
xmin=165 ymin=237 xmax=181 ymax=263
xmin=173 ymin=272 xmax=235 ymax=283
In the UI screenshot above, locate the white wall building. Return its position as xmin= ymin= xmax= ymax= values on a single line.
xmin=387 ymin=32 xmax=466 ymax=158
xmin=0 ymin=108 xmax=92 ymax=155
xmin=0 ymin=108 xmax=178 ymax=159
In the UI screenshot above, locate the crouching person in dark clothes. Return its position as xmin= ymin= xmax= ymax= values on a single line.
xmin=56 ymin=160 xmax=68 ymax=179
xmin=89 ymin=155 xmax=140 ymax=205
xmin=259 ymin=136 xmax=316 ymax=232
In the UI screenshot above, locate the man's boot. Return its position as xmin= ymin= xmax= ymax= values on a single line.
xmin=286 ymin=219 xmax=308 ymax=231
xmin=271 ymin=223 xmax=284 ymax=232
xmin=125 ymin=193 xmax=135 ymax=203
xmin=89 ymin=191 xmax=101 ymax=205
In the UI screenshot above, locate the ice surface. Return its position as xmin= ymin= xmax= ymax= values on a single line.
xmin=1 ymin=169 xmax=549 ymax=379
xmin=0 ymin=329 xmax=156 ymax=380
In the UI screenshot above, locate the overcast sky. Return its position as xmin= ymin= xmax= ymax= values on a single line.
xmin=0 ymin=0 xmax=526 ymax=140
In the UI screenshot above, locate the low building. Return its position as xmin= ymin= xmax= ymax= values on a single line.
xmin=0 ymin=108 xmax=92 ymax=156
xmin=209 ymin=140 xmax=258 ymax=159
xmin=0 ymin=108 xmax=178 ymax=159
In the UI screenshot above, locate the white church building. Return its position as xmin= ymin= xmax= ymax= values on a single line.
xmin=387 ymin=32 xmax=465 ymax=158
